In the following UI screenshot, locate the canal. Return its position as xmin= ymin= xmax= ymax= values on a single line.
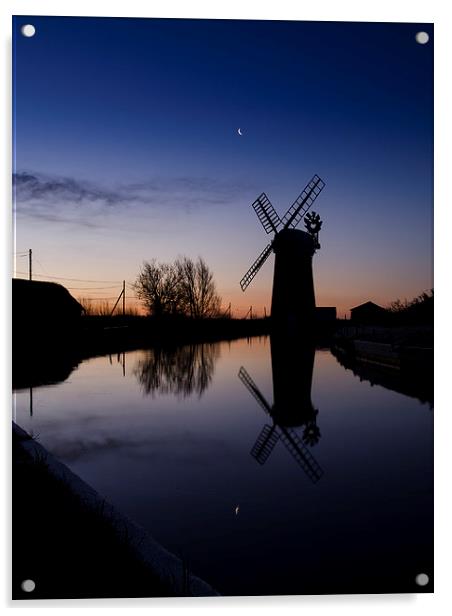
xmin=13 ymin=336 xmax=433 ymax=595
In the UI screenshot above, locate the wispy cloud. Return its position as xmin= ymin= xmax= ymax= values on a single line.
xmin=14 ymin=171 xmax=123 ymax=206
xmin=13 ymin=171 xmax=257 ymax=226
xmin=13 ymin=171 xmax=128 ymax=227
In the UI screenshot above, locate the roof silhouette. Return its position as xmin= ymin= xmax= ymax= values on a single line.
xmin=350 ymin=301 xmax=386 ymax=312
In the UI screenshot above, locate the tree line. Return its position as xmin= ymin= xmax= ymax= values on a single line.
xmin=134 ymin=256 xmax=222 ymax=319
xmin=387 ymin=289 xmax=433 ymax=325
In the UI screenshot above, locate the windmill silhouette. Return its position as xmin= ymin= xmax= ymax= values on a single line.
xmin=240 ymin=174 xmax=325 ymax=330
xmin=238 ymin=337 xmax=323 ymax=483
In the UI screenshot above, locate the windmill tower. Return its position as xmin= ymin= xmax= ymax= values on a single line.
xmin=240 ymin=175 xmax=325 ymax=331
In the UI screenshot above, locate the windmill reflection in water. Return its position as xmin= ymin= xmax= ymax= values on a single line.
xmin=239 ymin=335 xmax=323 ymax=483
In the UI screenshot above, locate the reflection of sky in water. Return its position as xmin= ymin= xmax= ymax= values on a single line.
xmin=14 ymin=338 xmax=432 ymax=595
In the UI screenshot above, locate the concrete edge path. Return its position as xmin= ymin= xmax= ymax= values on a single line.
xmin=12 ymin=421 xmax=220 ymax=598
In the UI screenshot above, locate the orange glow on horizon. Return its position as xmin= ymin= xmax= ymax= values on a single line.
xmin=13 ymin=267 xmax=431 ymax=321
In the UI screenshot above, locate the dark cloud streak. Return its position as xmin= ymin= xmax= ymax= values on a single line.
xmin=13 ymin=171 xmax=257 ymax=226
xmin=14 ymin=171 xmax=123 ymax=206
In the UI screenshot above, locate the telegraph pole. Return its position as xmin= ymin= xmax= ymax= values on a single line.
xmin=110 ymin=283 xmax=125 ymax=317
xmin=28 ymin=249 xmax=32 ymax=281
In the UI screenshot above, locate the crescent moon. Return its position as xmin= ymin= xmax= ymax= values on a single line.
xmin=237 ymin=128 xmax=243 ymax=136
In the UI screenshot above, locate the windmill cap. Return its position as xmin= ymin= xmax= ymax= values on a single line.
xmin=273 ymin=228 xmax=316 ymax=254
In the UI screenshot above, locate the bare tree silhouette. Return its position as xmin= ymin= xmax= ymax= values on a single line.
xmin=174 ymin=256 xmax=221 ymax=319
xmin=134 ymin=257 xmax=221 ymax=318
xmin=134 ymin=260 xmax=183 ymax=317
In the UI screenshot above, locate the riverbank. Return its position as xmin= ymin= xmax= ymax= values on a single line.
xmin=332 ymin=324 xmax=433 ymax=405
xmin=12 ymin=317 xmax=272 ymax=390
xmin=333 ymin=324 xmax=433 ymax=364
xmin=80 ymin=315 xmax=272 ymax=354
xmin=13 ymin=314 xmax=338 ymax=390
xmin=12 ymin=423 xmax=218 ymax=600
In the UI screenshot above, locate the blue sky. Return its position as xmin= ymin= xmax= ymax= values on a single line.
xmin=13 ymin=17 xmax=433 ymax=315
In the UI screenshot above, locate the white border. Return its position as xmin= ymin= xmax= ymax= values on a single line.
xmin=2 ymin=1 xmax=451 ymax=614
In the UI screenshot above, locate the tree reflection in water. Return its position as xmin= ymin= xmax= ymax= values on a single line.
xmin=134 ymin=343 xmax=220 ymax=398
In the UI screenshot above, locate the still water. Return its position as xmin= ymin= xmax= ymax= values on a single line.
xmin=14 ymin=337 xmax=433 ymax=595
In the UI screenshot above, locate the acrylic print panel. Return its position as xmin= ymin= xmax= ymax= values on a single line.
xmin=12 ymin=16 xmax=433 ymax=599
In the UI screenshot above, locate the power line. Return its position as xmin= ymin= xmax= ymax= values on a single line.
xmin=80 ymin=296 xmax=119 ymax=300
xmin=65 ymin=285 xmax=120 ymax=290
xmin=13 ymin=271 xmax=122 ymax=284
xmin=13 ymin=273 xmax=138 ymax=299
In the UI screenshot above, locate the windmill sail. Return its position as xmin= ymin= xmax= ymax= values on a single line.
xmin=280 ymin=175 xmax=325 ymax=230
xmin=252 ymin=193 xmax=281 ymax=234
xmin=279 ymin=427 xmax=323 ymax=483
xmin=240 ymin=242 xmax=273 ymax=291
xmin=239 ymin=173 xmax=325 ymax=292
xmin=251 ymin=424 xmax=280 ymax=465
xmin=238 ymin=366 xmax=272 ymax=414
xmin=239 ymin=364 xmax=324 ymax=482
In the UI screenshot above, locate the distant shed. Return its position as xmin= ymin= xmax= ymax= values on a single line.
xmin=350 ymin=301 xmax=388 ymax=325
